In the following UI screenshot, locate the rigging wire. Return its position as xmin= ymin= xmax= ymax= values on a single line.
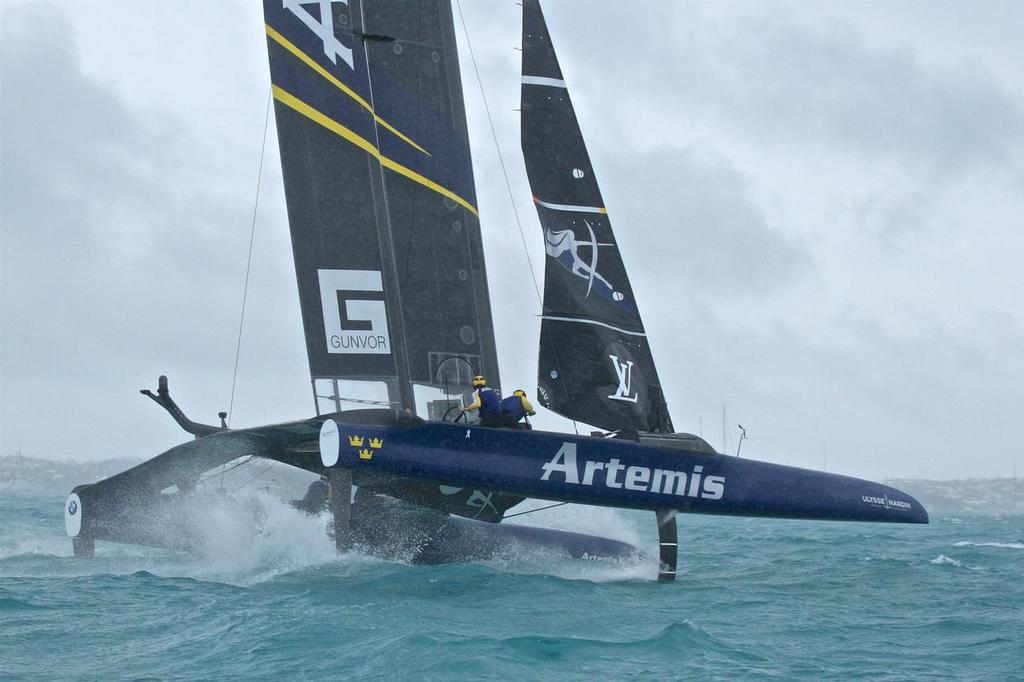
xmin=503 ymin=501 xmax=568 ymax=519
xmin=457 ymin=2 xmax=584 ymax=438
xmin=202 ymin=455 xmax=256 ymax=487
xmin=455 ymin=0 xmax=542 ymax=307
xmin=315 ymin=395 xmax=399 ymax=407
xmin=252 ymin=460 xmax=278 ymax=479
xmin=202 ymin=455 xmax=277 ymax=487
xmin=227 ymin=90 xmax=273 ymax=428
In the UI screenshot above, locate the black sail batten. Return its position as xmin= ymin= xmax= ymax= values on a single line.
xmin=521 ymin=0 xmax=672 ymax=433
xmin=264 ymin=0 xmax=500 ymax=412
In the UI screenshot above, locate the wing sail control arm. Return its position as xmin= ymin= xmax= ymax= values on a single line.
xmin=140 ymin=375 xmax=226 ymax=438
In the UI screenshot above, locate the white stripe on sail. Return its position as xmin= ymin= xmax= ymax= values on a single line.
xmin=534 ymin=198 xmax=607 ymax=214
xmin=522 ymin=75 xmax=567 ymax=88
xmin=542 ymin=315 xmax=647 ymax=337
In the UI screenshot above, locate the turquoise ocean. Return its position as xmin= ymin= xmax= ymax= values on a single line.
xmin=2 ymin=491 xmax=1021 ymax=680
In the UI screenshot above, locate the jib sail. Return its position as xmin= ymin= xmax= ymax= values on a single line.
xmin=521 ymin=0 xmax=672 ymax=433
xmin=263 ymin=0 xmax=500 ymax=413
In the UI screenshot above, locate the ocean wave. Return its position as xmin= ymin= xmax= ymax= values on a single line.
xmin=0 ymin=537 xmax=72 ymax=561
xmin=0 ymin=596 xmax=51 ymax=611
xmin=1 ymin=490 xmax=341 ymax=586
xmin=160 ymin=489 xmax=340 ymax=586
xmin=862 ymin=555 xmax=914 ymax=565
xmin=2 ymin=494 xmax=1023 ymax=680
xmin=928 ymin=555 xmax=987 ymax=571
xmin=419 ymin=620 xmax=767 ymax=666
xmin=954 ymin=541 xmax=1024 ymax=550
xmin=478 ymin=545 xmax=653 ymax=583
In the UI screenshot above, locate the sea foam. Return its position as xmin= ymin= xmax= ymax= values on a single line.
xmin=954 ymin=541 xmax=1024 ymax=550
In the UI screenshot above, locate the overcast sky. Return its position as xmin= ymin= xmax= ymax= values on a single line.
xmin=2 ymin=0 xmax=1022 ymax=481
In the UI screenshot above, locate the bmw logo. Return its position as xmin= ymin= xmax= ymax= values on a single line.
xmin=68 ymin=500 xmax=78 ymax=515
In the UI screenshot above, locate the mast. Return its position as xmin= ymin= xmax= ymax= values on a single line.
xmin=521 ymin=0 xmax=673 ymax=433
xmin=355 ymin=0 xmax=415 ymax=412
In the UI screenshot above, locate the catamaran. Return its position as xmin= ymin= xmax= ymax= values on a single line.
xmin=63 ymin=0 xmax=927 ymax=581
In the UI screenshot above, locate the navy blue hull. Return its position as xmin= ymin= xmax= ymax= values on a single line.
xmin=323 ymin=419 xmax=928 ymax=524
xmin=65 ymin=410 xmax=926 ymax=567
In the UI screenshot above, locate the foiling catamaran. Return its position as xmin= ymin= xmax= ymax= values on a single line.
xmin=63 ymin=0 xmax=927 ymax=581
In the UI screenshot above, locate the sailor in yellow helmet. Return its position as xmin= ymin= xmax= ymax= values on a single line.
xmin=499 ymin=389 xmax=536 ymax=428
xmin=459 ymin=375 xmax=502 ymax=426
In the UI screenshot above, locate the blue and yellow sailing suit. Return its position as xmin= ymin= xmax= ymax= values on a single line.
xmin=497 ymin=393 xmax=532 ymax=419
xmin=499 ymin=394 xmax=535 ymax=427
xmin=463 ymin=386 xmax=501 ymax=426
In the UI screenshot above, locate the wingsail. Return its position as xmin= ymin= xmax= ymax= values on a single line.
xmin=521 ymin=0 xmax=672 ymax=433
xmin=264 ymin=0 xmax=500 ymax=412
xmin=264 ymin=0 xmax=523 ymax=522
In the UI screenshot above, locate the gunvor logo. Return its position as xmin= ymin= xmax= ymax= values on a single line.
xmin=318 ymin=269 xmax=392 ymax=355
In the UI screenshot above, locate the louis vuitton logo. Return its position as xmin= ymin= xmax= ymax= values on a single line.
xmin=607 ymin=354 xmax=639 ymax=403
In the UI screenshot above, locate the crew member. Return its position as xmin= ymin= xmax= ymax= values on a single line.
xmin=291 ymin=475 xmax=330 ymax=514
xmin=460 ymin=375 xmax=501 ymax=426
xmin=499 ymin=389 xmax=536 ymax=428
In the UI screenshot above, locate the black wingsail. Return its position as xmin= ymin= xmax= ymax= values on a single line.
xmin=521 ymin=0 xmax=672 ymax=433
xmin=263 ymin=0 xmax=500 ymax=413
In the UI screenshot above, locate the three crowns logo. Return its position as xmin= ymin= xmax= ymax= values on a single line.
xmin=347 ymin=434 xmax=383 ymax=461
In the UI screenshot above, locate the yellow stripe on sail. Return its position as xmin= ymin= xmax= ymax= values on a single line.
xmin=272 ymin=86 xmax=478 ymax=217
xmin=265 ymin=24 xmax=430 ymax=157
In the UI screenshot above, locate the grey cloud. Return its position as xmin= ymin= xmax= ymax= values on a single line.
xmin=597 ymin=147 xmax=814 ymax=298
xmin=852 ymin=186 xmax=937 ymax=250
xmin=1 ymin=6 xmax=306 ymax=458
xmin=656 ymin=297 xmax=1024 ymax=479
xmin=725 ymin=17 xmax=1024 ymax=175
xmin=4 ymin=7 xmax=222 ymax=370
xmin=551 ymin=4 xmax=1024 ymax=178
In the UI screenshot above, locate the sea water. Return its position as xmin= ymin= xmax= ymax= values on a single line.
xmin=1 ymin=490 xmax=1021 ymax=680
